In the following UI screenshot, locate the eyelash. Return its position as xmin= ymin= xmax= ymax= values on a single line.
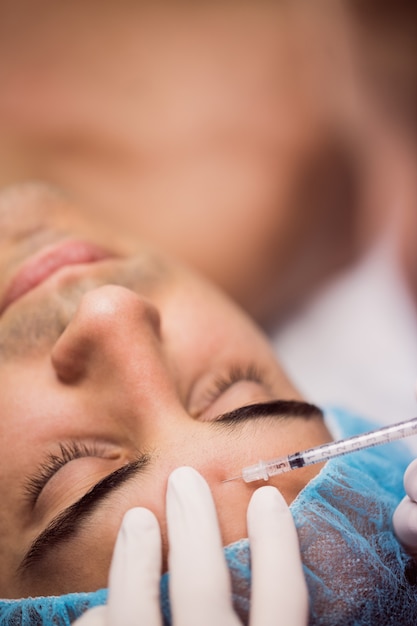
xmin=24 ymin=364 xmax=265 ymax=504
xmin=25 ymin=441 xmax=103 ymax=506
xmin=204 ymin=362 xmax=266 ymax=404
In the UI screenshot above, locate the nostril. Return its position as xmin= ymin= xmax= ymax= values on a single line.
xmin=51 ymin=327 xmax=91 ymax=383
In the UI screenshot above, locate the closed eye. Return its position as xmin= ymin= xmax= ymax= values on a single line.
xmin=24 ymin=440 xmax=117 ymax=507
xmin=203 ymin=362 xmax=267 ymax=405
xmin=193 ymin=362 xmax=275 ymax=422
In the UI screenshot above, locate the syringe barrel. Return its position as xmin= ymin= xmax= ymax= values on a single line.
xmin=241 ymin=417 xmax=417 ymax=483
xmin=242 ymin=457 xmax=291 ymax=482
xmin=242 ymin=461 xmax=269 ymax=482
xmin=294 ymin=417 xmax=417 ymax=466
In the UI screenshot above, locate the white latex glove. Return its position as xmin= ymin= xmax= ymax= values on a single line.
xmin=74 ymin=466 xmax=308 ymax=626
xmin=393 ymin=458 xmax=417 ymax=560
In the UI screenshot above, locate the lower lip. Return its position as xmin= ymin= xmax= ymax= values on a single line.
xmin=1 ymin=240 xmax=116 ymax=314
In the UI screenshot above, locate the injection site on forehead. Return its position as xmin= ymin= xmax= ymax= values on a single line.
xmin=3 ymin=399 xmax=326 ymax=597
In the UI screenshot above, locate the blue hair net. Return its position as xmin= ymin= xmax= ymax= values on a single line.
xmin=1 ymin=407 xmax=417 ymax=625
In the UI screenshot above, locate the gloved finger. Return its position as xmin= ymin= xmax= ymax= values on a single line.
xmin=248 ymin=487 xmax=308 ymax=626
xmin=72 ymin=605 xmax=107 ymax=625
xmin=166 ymin=466 xmax=241 ymax=626
xmin=107 ymin=507 xmax=163 ymax=626
xmin=403 ymin=459 xmax=417 ymax=502
xmin=393 ymin=495 xmax=417 ymax=558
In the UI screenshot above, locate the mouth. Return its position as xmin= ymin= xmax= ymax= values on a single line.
xmin=0 ymin=239 xmax=117 ymax=315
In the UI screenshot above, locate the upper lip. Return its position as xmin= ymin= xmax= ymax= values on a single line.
xmin=0 ymin=239 xmax=117 ymax=315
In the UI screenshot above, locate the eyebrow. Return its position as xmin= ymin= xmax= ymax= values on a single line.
xmin=18 ymin=399 xmax=322 ymax=578
xmin=213 ymin=399 xmax=323 ymax=426
xmin=18 ymin=455 xmax=150 ymax=577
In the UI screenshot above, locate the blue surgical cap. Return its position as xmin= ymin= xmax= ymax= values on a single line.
xmin=1 ymin=407 xmax=417 ymax=625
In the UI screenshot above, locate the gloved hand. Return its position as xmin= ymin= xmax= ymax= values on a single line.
xmin=74 ymin=466 xmax=308 ymax=626
xmin=393 ymin=458 xmax=417 ymax=560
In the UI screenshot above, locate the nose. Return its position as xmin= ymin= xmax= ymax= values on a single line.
xmin=52 ymin=285 xmax=162 ymax=381
xmin=50 ymin=286 xmax=177 ymax=419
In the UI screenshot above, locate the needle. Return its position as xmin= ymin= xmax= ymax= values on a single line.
xmin=222 ymin=475 xmax=241 ymax=483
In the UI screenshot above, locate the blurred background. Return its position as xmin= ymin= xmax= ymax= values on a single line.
xmin=0 ymin=0 xmax=416 ymax=438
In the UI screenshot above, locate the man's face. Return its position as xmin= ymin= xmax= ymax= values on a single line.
xmin=0 ymin=184 xmax=330 ymax=598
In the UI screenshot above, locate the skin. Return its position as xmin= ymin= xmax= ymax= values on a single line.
xmin=2 ymin=3 xmax=415 ymax=324
xmin=0 ymin=0 xmax=359 ymax=324
xmin=0 ymin=183 xmax=331 ymax=599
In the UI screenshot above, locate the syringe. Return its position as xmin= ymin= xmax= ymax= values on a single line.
xmin=224 ymin=417 xmax=417 ymax=483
